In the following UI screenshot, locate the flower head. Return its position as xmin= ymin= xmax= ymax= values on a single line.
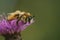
xmin=0 ymin=10 xmax=34 ymax=35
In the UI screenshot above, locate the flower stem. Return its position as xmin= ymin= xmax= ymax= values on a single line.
xmin=3 ymin=33 xmax=22 ymax=40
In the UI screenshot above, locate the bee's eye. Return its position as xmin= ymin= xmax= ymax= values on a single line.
xmin=29 ymin=16 xmax=32 ymax=19
xmin=28 ymin=16 xmax=34 ymax=19
xmin=28 ymin=16 xmax=34 ymax=23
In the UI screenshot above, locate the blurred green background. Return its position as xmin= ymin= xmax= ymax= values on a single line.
xmin=0 ymin=0 xmax=60 ymax=40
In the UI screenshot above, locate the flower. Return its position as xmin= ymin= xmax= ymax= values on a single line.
xmin=0 ymin=13 xmax=34 ymax=35
xmin=0 ymin=10 xmax=34 ymax=40
xmin=0 ymin=11 xmax=34 ymax=34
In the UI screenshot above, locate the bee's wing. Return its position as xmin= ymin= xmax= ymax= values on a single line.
xmin=0 ymin=13 xmax=8 ymax=21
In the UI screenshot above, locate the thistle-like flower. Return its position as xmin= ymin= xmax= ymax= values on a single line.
xmin=0 ymin=10 xmax=34 ymax=40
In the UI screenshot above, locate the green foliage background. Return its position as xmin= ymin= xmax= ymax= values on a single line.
xmin=0 ymin=0 xmax=60 ymax=40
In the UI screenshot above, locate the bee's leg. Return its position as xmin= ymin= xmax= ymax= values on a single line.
xmin=16 ymin=17 xmax=21 ymax=26
xmin=24 ymin=17 xmax=28 ymax=24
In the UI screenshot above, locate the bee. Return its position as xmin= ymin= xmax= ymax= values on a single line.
xmin=7 ymin=10 xmax=34 ymax=24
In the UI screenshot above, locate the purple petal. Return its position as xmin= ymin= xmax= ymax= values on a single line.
xmin=0 ymin=18 xmax=34 ymax=35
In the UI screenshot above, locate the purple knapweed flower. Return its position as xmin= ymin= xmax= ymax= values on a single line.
xmin=0 ymin=16 xmax=34 ymax=35
xmin=0 ymin=11 xmax=34 ymax=40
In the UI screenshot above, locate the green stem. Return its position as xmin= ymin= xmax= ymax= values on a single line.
xmin=3 ymin=33 xmax=22 ymax=40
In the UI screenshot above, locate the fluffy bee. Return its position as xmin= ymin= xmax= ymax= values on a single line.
xmin=7 ymin=10 xmax=34 ymax=24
